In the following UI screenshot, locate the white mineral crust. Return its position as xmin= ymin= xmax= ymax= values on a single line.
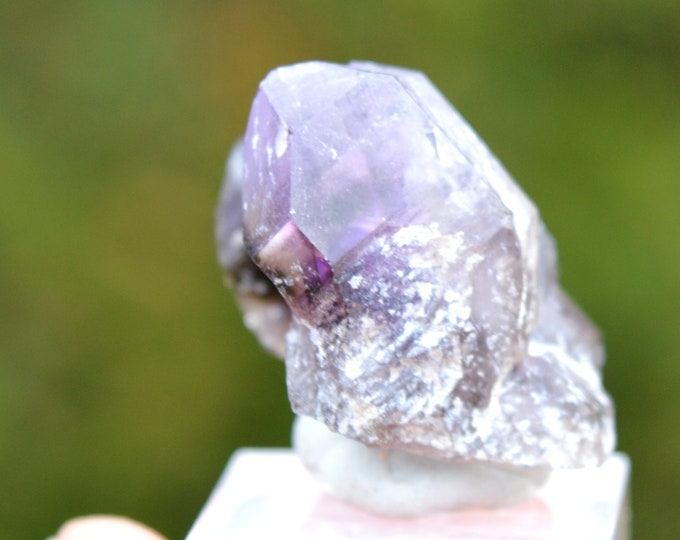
xmin=293 ymin=415 xmax=550 ymax=516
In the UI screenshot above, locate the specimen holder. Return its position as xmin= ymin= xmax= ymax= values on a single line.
xmin=186 ymin=449 xmax=630 ymax=540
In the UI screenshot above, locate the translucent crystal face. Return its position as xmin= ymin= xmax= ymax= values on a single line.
xmin=218 ymin=61 xmax=615 ymax=468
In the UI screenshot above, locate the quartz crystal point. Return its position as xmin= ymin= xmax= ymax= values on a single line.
xmin=216 ymin=139 xmax=290 ymax=357
xmin=217 ymin=61 xmax=615 ymax=469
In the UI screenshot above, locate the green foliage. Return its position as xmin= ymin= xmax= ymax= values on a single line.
xmin=1 ymin=1 xmax=678 ymax=538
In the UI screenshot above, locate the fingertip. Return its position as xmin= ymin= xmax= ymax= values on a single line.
xmin=53 ymin=515 xmax=168 ymax=540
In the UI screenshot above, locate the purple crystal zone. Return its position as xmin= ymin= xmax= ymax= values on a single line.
xmin=226 ymin=61 xmax=615 ymax=468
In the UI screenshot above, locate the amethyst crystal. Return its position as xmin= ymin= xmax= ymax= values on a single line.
xmin=217 ymin=61 xmax=615 ymax=468
xmin=216 ymin=139 xmax=290 ymax=357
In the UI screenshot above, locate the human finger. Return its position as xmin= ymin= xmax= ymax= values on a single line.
xmin=53 ymin=515 xmax=168 ymax=540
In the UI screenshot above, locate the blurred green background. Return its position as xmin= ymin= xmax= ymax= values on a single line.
xmin=1 ymin=1 xmax=678 ymax=538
